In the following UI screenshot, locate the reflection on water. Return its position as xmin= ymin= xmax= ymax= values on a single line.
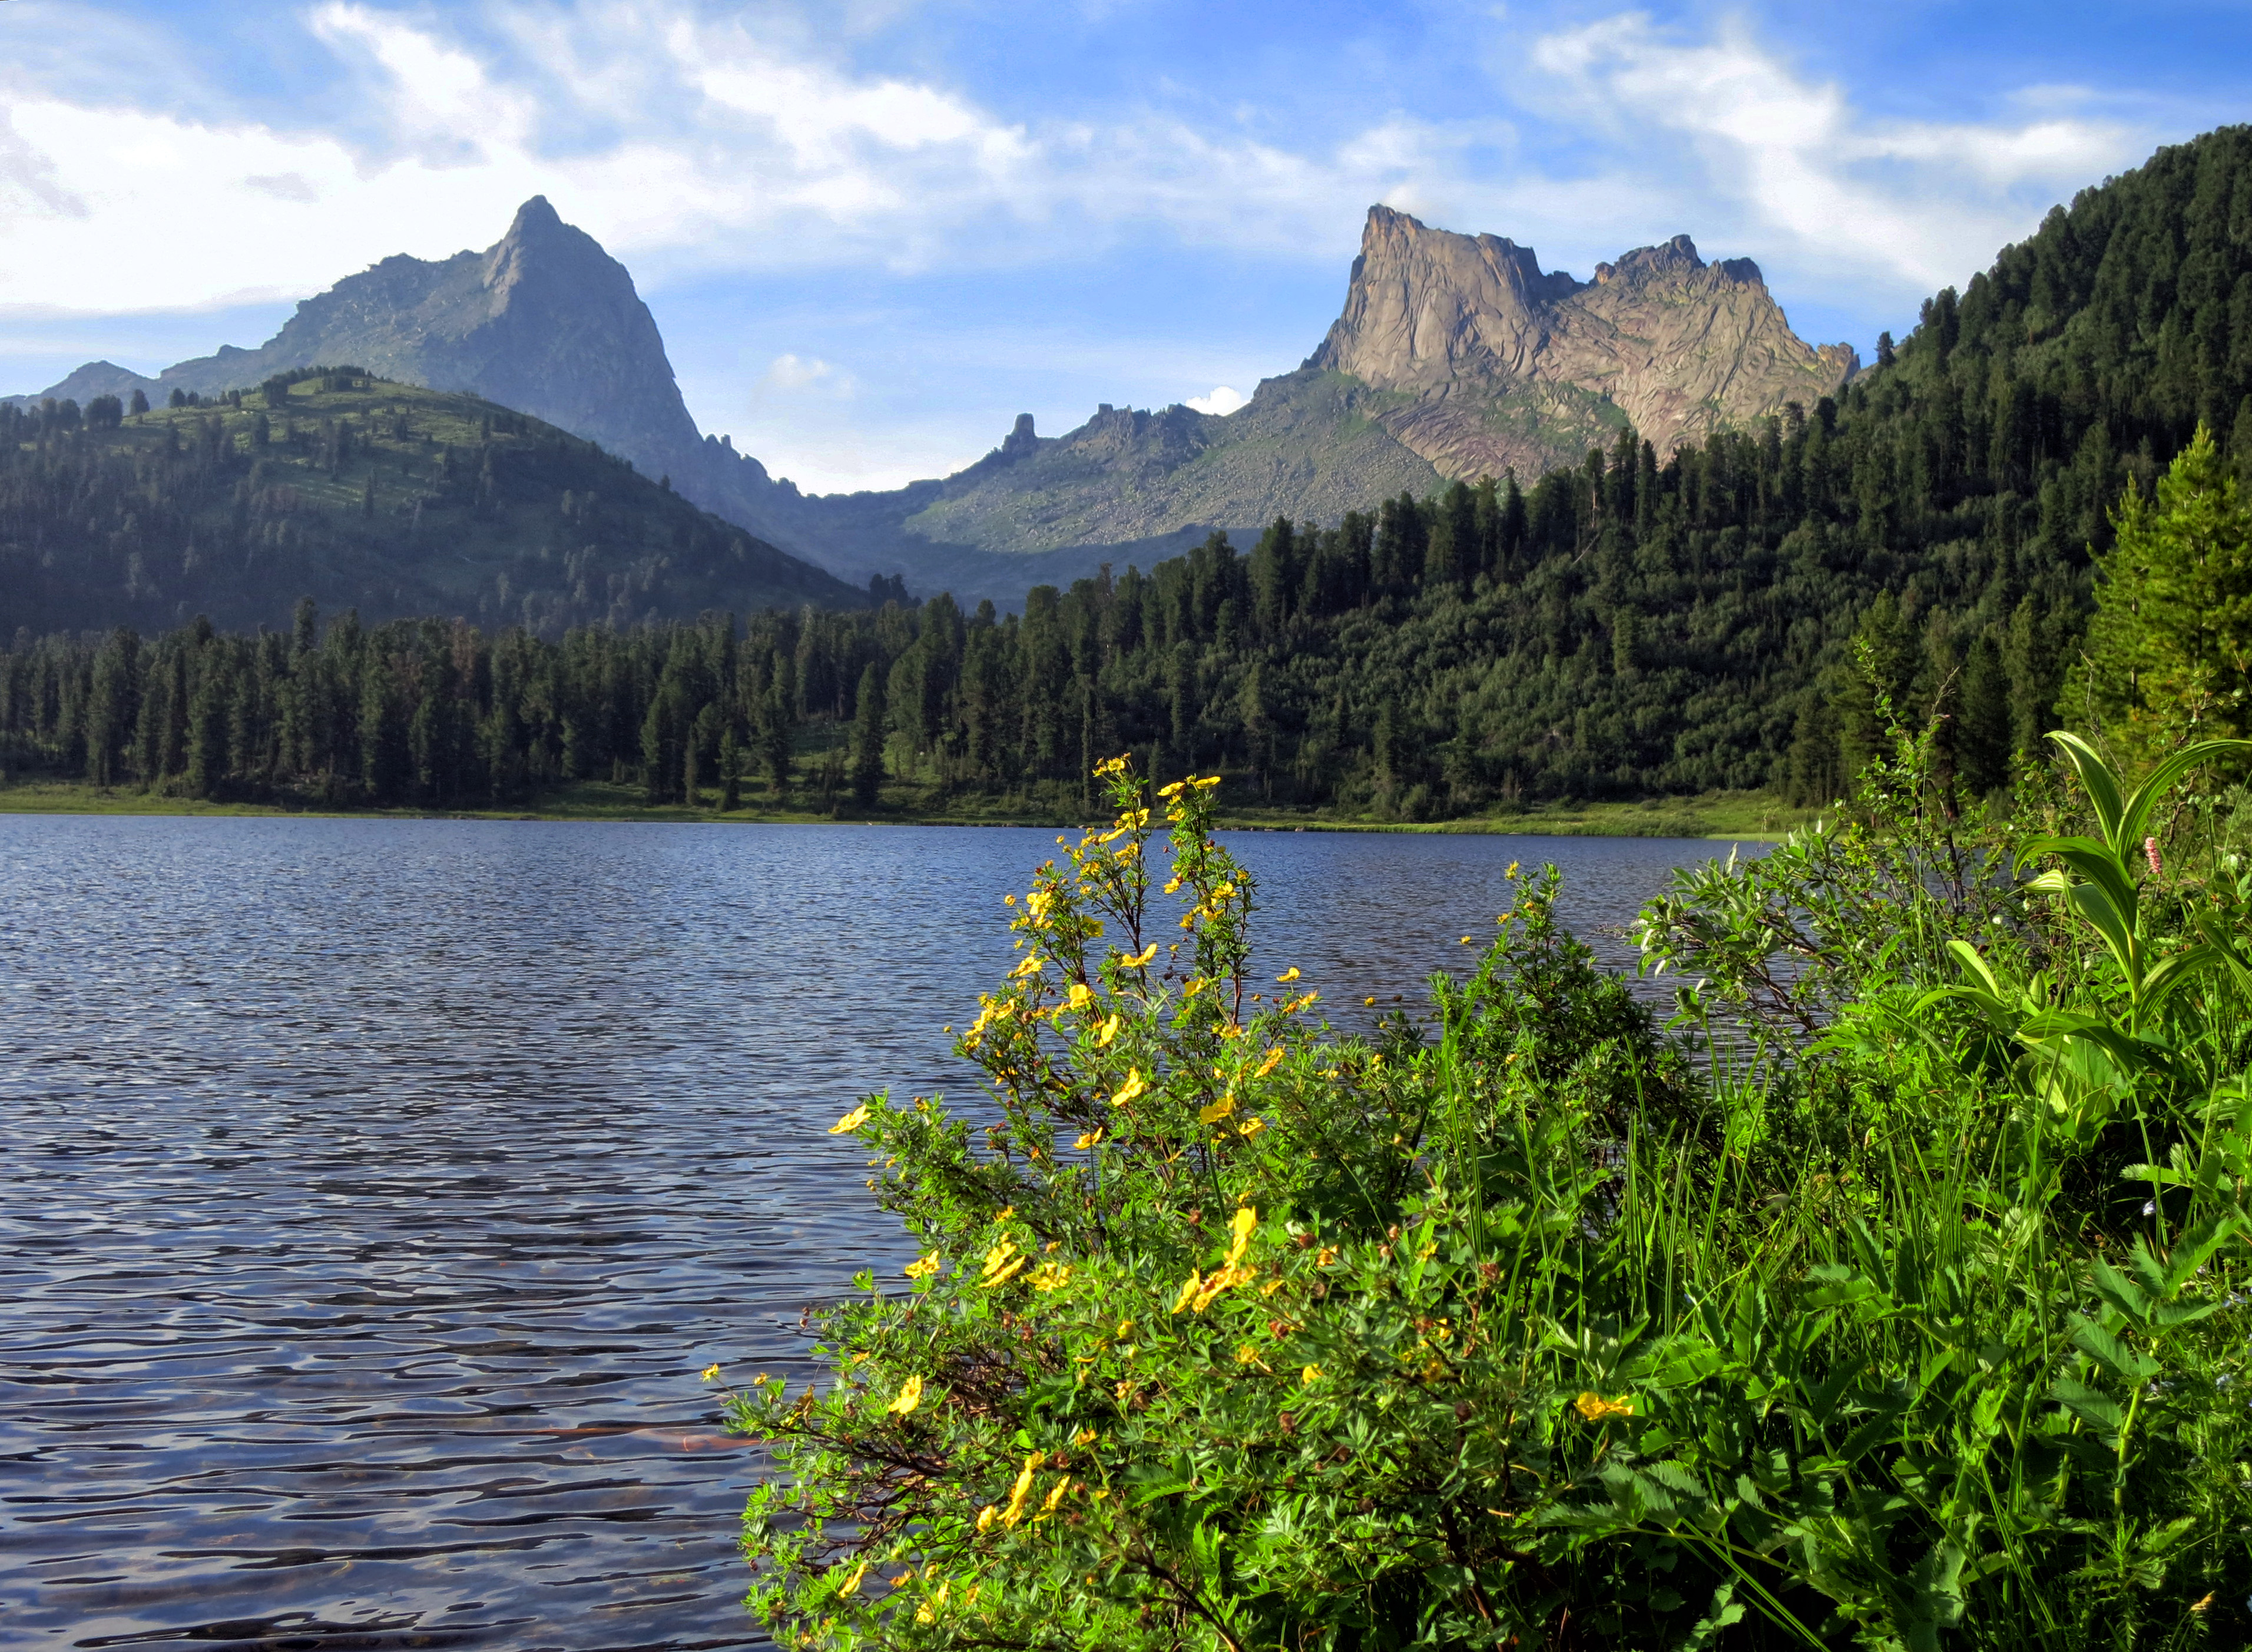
xmin=0 ymin=816 xmax=1750 ymax=1648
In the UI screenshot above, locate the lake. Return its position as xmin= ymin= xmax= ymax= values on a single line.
xmin=0 ymin=816 xmax=1751 ymax=1649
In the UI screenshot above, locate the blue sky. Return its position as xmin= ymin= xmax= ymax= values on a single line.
xmin=1 ymin=1 xmax=2243 ymax=492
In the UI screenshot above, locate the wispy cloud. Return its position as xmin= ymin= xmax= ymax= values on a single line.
xmin=0 ymin=0 xmax=2155 ymax=326
xmin=1512 ymin=14 xmax=2137 ymax=297
xmin=760 ymin=353 xmax=856 ymax=396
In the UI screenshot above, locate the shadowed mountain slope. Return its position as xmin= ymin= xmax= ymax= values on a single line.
xmin=0 ymin=371 xmax=863 ymax=636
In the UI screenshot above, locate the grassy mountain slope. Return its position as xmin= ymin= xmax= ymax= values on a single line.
xmin=899 ymin=371 xmax=1444 ymax=554
xmin=0 ymin=371 xmax=865 ymax=636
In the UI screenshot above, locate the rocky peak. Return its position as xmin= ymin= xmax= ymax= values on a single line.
xmin=1306 ymin=204 xmax=1856 ymax=481
xmin=1001 ymin=413 xmax=1039 ymax=460
xmin=1594 ymin=234 xmax=1703 ymax=286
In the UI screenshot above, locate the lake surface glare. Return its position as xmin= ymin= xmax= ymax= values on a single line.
xmin=0 ymin=816 xmax=1744 ymax=1649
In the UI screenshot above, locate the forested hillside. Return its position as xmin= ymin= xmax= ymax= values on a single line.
xmin=0 ymin=368 xmax=865 ymax=636
xmin=4 ymin=126 xmax=2251 ymax=816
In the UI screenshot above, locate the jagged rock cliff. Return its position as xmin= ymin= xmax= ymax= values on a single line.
xmin=1306 ymin=207 xmax=1857 ymax=481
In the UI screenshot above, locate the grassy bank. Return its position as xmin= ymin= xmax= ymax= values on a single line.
xmin=0 ymin=777 xmax=1810 ymax=839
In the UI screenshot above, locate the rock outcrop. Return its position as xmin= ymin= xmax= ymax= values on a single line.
xmin=1306 ymin=207 xmax=1857 ymax=480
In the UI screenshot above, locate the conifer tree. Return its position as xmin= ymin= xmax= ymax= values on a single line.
xmin=850 ymin=663 xmax=885 ymax=807
xmin=2075 ymin=423 xmax=2252 ymax=760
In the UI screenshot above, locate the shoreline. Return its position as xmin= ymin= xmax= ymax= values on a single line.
xmin=0 ymin=780 xmax=1806 ymax=842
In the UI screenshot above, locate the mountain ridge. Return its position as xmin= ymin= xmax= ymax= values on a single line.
xmin=14 ymin=200 xmax=1856 ymax=602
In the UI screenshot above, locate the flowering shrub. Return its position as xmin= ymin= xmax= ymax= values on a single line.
xmin=729 ymin=750 xmax=2252 ymax=1651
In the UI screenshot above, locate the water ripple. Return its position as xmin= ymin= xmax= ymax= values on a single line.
xmin=0 ymin=816 xmax=1740 ymax=1647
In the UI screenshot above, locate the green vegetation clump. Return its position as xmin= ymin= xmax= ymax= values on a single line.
xmin=726 ymin=734 xmax=2252 ymax=1650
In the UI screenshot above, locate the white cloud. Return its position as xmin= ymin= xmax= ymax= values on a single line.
xmin=1186 ymin=385 xmax=1246 ymax=415
xmin=760 ymin=353 xmax=856 ymax=396
xmin=0 ymin=1 xmax=2155 ymax=328
xmin=1516 ymin=15 xmax=2138 ymax=298
xmin=243 ymin=171 xmax=319 ymax=203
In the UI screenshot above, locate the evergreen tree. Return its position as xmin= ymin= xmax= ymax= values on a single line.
xmin=759 ymin=680 xmax=794 ymax=796
xmin=850 ymin=663 xmax=886 ymax=807
xmin=719 ymin=725 xmax=743 ymax=812
xmin=2075 ymin=423 xmax=2252 ymax=760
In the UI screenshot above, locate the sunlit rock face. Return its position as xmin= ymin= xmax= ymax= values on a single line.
xmin=1306 ymin=206 xmax=1858 ymax=482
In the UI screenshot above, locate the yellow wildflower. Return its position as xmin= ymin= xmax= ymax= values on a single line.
xmin=887 ymin=1375 xmax=924 ymax=1415
xmin=1276 ymin=966 xmax=1301 ymax=983
xmin=1038 ymin=1478 xmax=1071 ymax=1516
xmin=1238 ymin=1116 xmax=1266 ymax=1138
xmin=1193 ymin=776 xmax=1221 ymax=789
xmin=1095 ymin=1013 xmax=1122 ymax=1047
xmin=1073 ymin=1128 xmax=1105 ymax=1150
xmin=975 ymin=1504 xmax=999 ymax=1533
xmin=1190 ymin=1266 xmax=1250 ymax=1311
xmin=1073 ymin=1426 xmax=1098 ymax=1446
xmin=839 ymin=1561 xmax=867 ymax=1595
xmin=1163 ymin=877 xmax=1183 ymax=895
xmin=700 ymin=1364 xmax=721 ymax=1382
xmin=1301 ymin=1364 xmax=1323 ymax=1385
xmin=1029 ymin=1262 xmax=1072 ymax=1292
xmin=1122 ymin=942 xmax=1158 ymax=968
xmin=1065 ymin=982 xmax=1095 ymax=1013
xmin=905 ymin=1253 xmax=940 ymax=1279
xmin=1198 ymin=1094 xmax=1237 ymax=1125
xmin=1111 ymin=1070 xmax=1148 ymax=1107
xmin=1002 ymin=1451 xmax=1041 ymax=1527
xmin=1226 ymin=1206 xmax=1257 ymax=1267
xmin=829 ymin=1105 xmax=871 ymax=1135
xmin=1254 ymin=1045 xmax=1284 ymax=1078
xmin=981 ymin=1239 xmax=1029 ymax=1288
xmin=1574 ymin=1392 xmax=1634 ymax=1422
xmin=1011 ymin=954 xmax=1045 ymax=979
xmin=1460 ymin=935 xmax=1473 ymax=945
xmin=1158 ymin=780 xmax=1186 ymax=799
xmin=1170 ymin=1273 xmax=1203 ymax=1314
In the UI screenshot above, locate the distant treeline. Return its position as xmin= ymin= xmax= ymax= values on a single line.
xmin=6 ymin=129 xmax=2252 ymax=815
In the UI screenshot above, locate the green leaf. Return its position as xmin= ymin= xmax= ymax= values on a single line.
xmin=2088 ymin=1260 xmax=2157 ymax=1329
xmin=2052 ymin=1376 xmax=2125 ymax=1436
xmin=1893 ymin=1538 xmax=1969 ymax=1652
xmin=2045 ymin=734 xmax=2127 ymax=852
xmin=2071 ymin=1317 xmax=2160 ymax=1382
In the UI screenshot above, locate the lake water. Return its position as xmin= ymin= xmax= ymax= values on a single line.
xmin=0 ymin=817 xmax=1751 ymax=1650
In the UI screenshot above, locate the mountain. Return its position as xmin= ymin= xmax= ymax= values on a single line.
xmin=15 ymin=201 xmax=1852 ymax=604
xmin=16 ymin=198 xmax=711 ymax=472
xmin=1305 ymin=210 xmax=1858 ymax=480
xmin=757 ymin=212 xmax=1854 ymax=574
xmin=0 ymin=370 xmax=863 ymax=636
xmin=14 ymin=126 xmax=2252 ymax=817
